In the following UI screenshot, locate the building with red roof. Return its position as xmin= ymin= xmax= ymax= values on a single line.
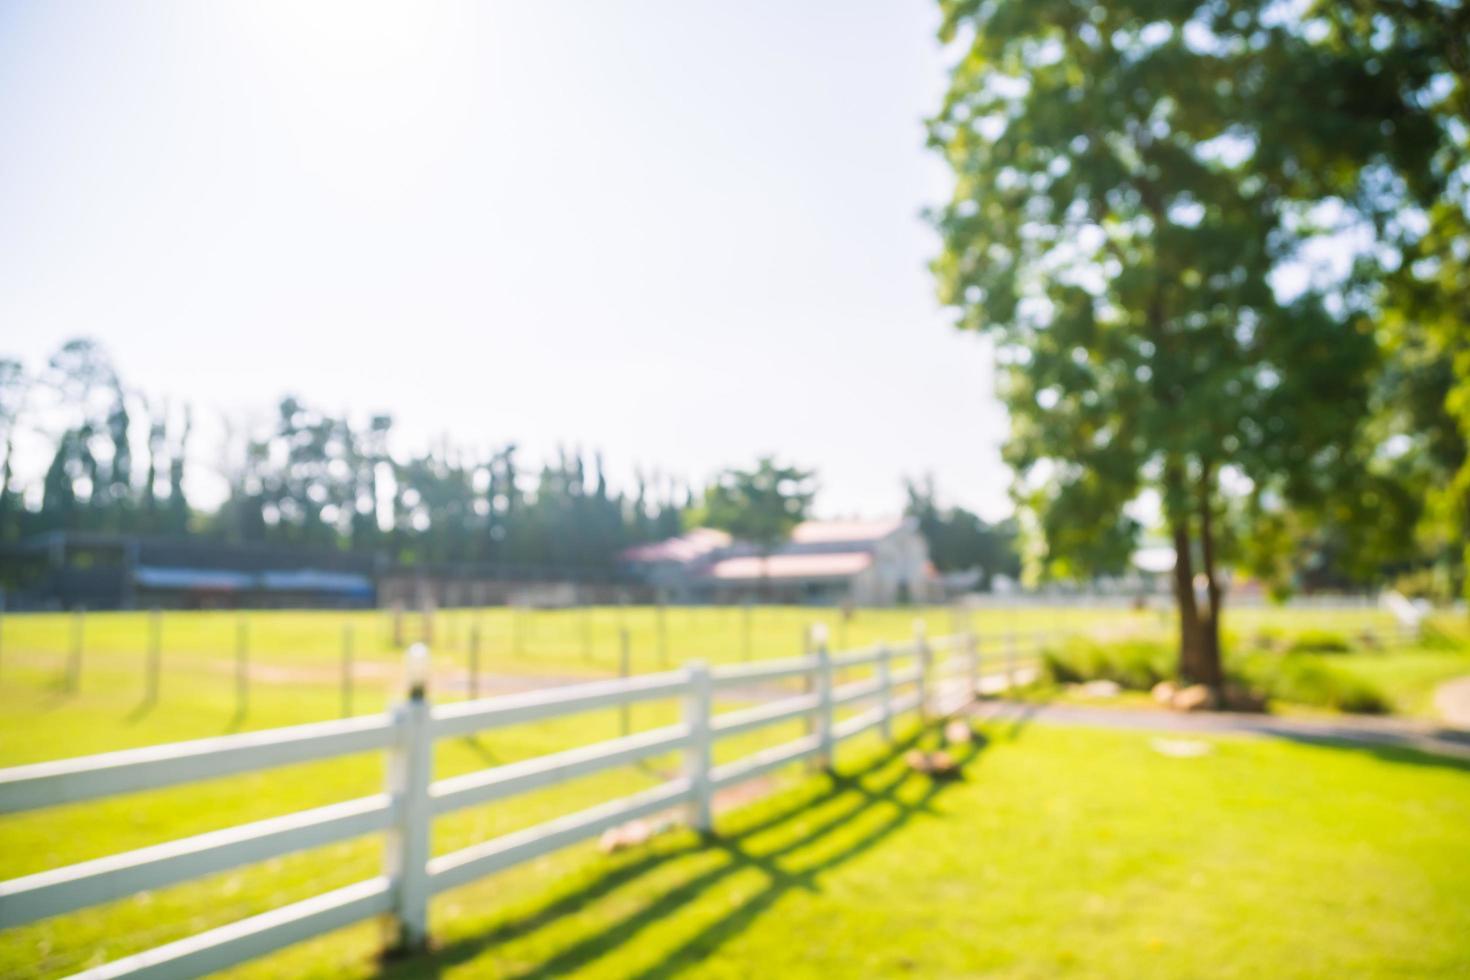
xmin=620 ymin=517 xmax=934 ymax=605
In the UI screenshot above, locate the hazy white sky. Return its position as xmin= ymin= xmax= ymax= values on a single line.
xmin=0 ymin=1 xmax=1010 ymax=520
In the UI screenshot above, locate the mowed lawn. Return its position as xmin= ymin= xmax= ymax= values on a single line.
xmin=2 ymin=605 xmax=1465 ymax=978
xmin=256 ymin=721 xmax=1470 ymax=978
xmin=4 ymin=719 xmax=1468 ymax=978
xmin=0 ymin=602 xmax=1412 ymax=754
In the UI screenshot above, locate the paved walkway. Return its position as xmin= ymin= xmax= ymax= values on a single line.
xmin=1433 ymin=676 xmax=1470 ymax=729
xmin=965 ymin=698 xmax=1470 ymax=761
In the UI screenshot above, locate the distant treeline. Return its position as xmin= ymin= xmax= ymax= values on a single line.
xmin=0 ymin=339 xmax=1019 ymax=579
xmin=0 ymin=340 xmax=690 ymax=569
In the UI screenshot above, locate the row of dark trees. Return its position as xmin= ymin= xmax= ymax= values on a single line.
xmin=0 ymin=341 xmax=193 ymax=543
xmin=0 ymin=341 xmax=1023 ymax=581
xmin=0 ymin=340 xmax=690 ymax=571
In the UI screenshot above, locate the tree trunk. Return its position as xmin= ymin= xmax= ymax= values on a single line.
xmin=1169 ymin=516 xmax=1204 ymax=682
xmin=1196 ymin=465 xmax=1224 ymax=689
xmin=1164 ymin=461 xmax=1204 ymax=683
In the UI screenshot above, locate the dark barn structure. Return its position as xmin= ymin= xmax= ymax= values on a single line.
xmin=0 ymin=533 xmax=642 ymax=612
xmin=0 ymin=533 xmax=379 ymax=611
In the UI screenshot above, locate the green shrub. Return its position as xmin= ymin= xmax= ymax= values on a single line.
xmin=1043 ymin=638 xmax=1392 ymax=715
xmin=1234 ymin=654 xmax=1389 ymax=714
xmin=1249 ymin=628 xmax=1285 ymax=652
xmin=1420 ymin=617 xmax=1470 ymax=651
xmin=1284 ymin=630 xmax=1353 ymax=655
xmin=1041 ymin=638 xmax=1173 ymax=691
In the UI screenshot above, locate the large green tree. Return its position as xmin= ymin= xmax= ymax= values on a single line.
xmin=1348 ymin=0 xmax=1470 ymax=603
xmin=1229 ymin=1 xmax=1470 ymax=605
xmin=928 ymin=0 xmax=1436 ymax=685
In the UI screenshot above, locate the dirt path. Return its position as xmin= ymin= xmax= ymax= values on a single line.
xmin=965 ymin=699 xmax=1470 ymax=761
xmin=1433 ymin=676 xmax=1470 ymax=729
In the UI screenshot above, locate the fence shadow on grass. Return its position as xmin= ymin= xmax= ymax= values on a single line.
xmin=972 ymin=691 xmax=1053 ymax=743
xmin=382 ymin=722 xmax=996 ymax=980
xmin=1250 ymin=724 xmax=1470 ymax=774
xmin=123 ymin=695 xmax=157 ymax=724
xmin=969 ymin=697 xmax=1470 ymax=774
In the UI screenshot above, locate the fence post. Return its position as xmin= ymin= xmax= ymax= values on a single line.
xmin=619 ymin=627 xmax=632 ymax=737
xmin=385 ymin=643 xmax=433 ymax=953
xmin=146 ymin=608 xmax=162 ymax=705
xmin=467 ymin=622 xmax=481 ymax=700
xmin=657 ymin=602 xmax=669 ymax=668
xmin=914 ymin=619 xmax=930 ymax=723
xmin=876 ymin=642 xmax=892 ymax=741
xmin=813 ymin=624 xmax=833 ymax=770
xmin=802 ymin=625 xmax=816 ymax=767
xmin=683 ymin=660 xmax=713 ymax=833
xmin=742 ymin=601 xmax=752 ymax=661
xmin=67 ymin=607 xmax=84 ymax=693
xmin=419 ymin=599 xmax=434 ymax=647
xmin=342 ymin=623 xmax=354 ymax=718
xmin=1005 ymin=629 xmax=1017 ymax=694
xmin=235 ymin=617 xmax=249 ymax=720
xmin=965 ymin=627 xmax=979 ymax=702
xmin=581 ymin=605 xmax=592 ymax=663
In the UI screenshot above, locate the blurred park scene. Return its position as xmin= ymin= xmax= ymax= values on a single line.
xmin=2 ymin=1 xmax=1469 ymax=978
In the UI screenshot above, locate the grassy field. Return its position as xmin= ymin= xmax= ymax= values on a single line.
xmin=374 ymin=720 xmax=1466 ymax=980
xmin=25 ymin=718 xmax=1463 ymax=979
xmin=0 ymin=602 xmax=1416 ymax=751
xmin=1 ymin=603 xmax=1465 ymax=978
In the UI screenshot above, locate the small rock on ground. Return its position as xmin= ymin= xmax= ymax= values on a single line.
xmin=1433 ymin=676 xmax=1470 ymax=729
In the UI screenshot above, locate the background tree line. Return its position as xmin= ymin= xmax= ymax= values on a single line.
xmin=0 ymin=340 xmax=1022 ymax=581
xmin=0 ymin=339 xmax=689 ymax=571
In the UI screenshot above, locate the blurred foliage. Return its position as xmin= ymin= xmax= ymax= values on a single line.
xmin=0 ymin=340 xmax=693 ymax=573
xmin=700 ymin=457 xmax=816 ymax=556
xmin=928 ymin=0 xmax=1470 ymax=681
xmin=1042 ymin=636 xmax=1176 ymax=690
xmin=1335 ymin=1 xmax=1470 ymax=603
xmin=903 ymin=474 xmax=1021 ymax=583
xmin=1284 ymin=630 xmax=1354 ymax=655
xmin=1234 ymin=652 xmax=1390 ymax=714
xmin=1043 ymin=635 xmax=1391 ymax=713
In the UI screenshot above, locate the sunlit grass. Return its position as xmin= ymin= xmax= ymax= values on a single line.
xmin=260 ymin=722 xmax=1470 ymax=977
xmin=1 ymin=603 xmax=1461 ymax=977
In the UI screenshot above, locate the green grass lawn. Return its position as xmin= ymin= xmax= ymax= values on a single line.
xmin=5 ymin=718 xmax=1469 ymax=978
xmin=0 ymin=602 xmax=1416 ymax=746
xmin=2 ymin=604 xmax=1465 ymax=977
xmin=232 ymin=719 xmax=1470 ymax=978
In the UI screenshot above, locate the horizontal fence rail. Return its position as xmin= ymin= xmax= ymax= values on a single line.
xmin=0 ymin=794 xmax=394 ymax=930
xmin=0 ymin=623 xmax=1001 ymax=978
xmin=0 ymin=714 xmax=399 ymax=815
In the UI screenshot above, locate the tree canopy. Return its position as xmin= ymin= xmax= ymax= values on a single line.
xmin=701 ymin=457 xmax=817 ymax=554
xmin=0 ymin=340 xmax=692 ymax=577
xmin=904 ymin=475 xmax=1021 ymax=587
xmin=928 ymin=0 xmax=1458 ymax=683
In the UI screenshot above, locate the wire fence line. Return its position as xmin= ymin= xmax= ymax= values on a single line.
xmin=0 ymin=599 xmax=1414 ymax=715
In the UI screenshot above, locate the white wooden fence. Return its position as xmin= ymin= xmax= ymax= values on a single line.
xmin=0 ymin=624 xmax=987 ymax=979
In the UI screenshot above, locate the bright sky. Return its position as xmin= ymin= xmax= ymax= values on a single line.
xmin=0 ymin=1 xmax=1010 ymax=520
